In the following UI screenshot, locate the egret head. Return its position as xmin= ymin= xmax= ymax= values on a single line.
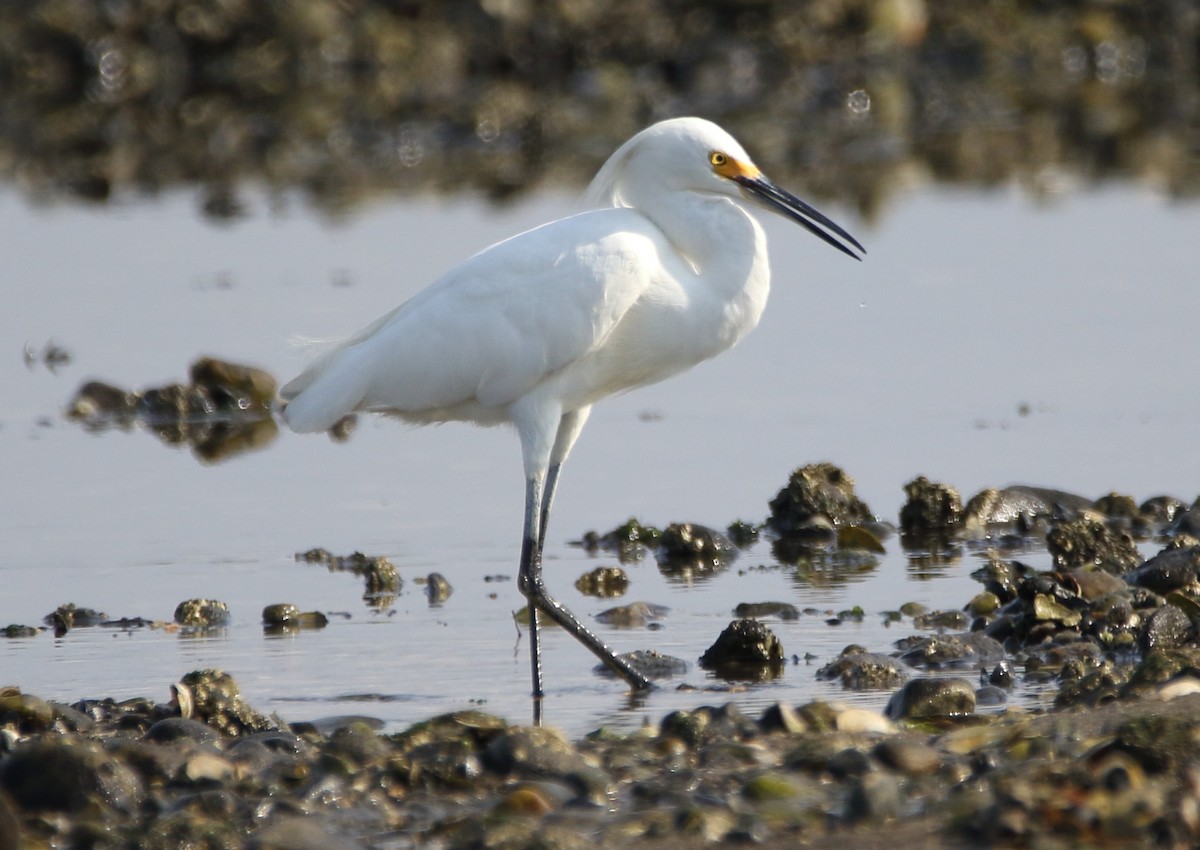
xmin=586 ymin=117 xmax=864 ymax=261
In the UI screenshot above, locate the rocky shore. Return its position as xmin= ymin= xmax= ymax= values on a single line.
xmin=5 ymin=462 xmax=1200 ymax=848
xmin=3 ymin=670 xmax=1200 ymax=849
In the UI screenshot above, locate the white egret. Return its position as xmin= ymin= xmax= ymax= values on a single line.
xmin=281 ymin=117 xmax=863 ymax=700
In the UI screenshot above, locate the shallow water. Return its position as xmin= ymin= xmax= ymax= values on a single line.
xmin=2 ymin=183 xmax=1197 ymax=735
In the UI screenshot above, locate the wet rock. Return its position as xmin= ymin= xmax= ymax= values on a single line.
xmin=733 ymin=601 xmax=801 ymax=620
xmin=174 ymin=598 xmax=231 ymax=628
xmin=973 ymin=485 xmax=1095 ymax=526
xmin=657 ymin=523 xmax=736 ymax=573
xmin=43 ymin=603 xmax=107 ymax=633
xmin=885 ymin=677 xmax=977 ymax=720
xmin=0 ymin=691 xmax=56 ymax=733
xmin=174 ymin=669 xmax=276 ymax=737
xmin=767 ymin=462 xmax=873 ymax=534
xmin=742 ymin=772 xmax=798 ymax=801
xmin=261 ymin=603 xmax=327 ymax=631
xmin=660 ymin=703 xmax=755 ymax=748
xmin=1094 ymin=491 xmax=1140 ymax=520
xmin=0 ymin=625 xmax=39 ymax=638
xmin=699 ymin=619 xmax=784 ymax=674
xmin=913 ymin=609 xmax=971 ymax=630
xmin=817 ymin=646 xmax=908 ymax=689
xmin=845 ymin=771 xmax=903 ymax=821
xmin=297 ymin=549 xmax=402 ymax=600
xmin=189 ymin=356 xmax=276 ymax=411
xmin=594 ymin=601 xmax=668 ymax=627
xmin=578 ymin=518 xmax=661 ymax=562
xmin=145 ymin=717 xmax=222 ymax=745
xmin=1046 ymin=518 xmax=1140 ymax=574
xmin=1172 ymin=503 xmax=1200 ymax=537
xmin=873 ymin=737 xmax=943 ymax=775
xmin=725 ymin=520 xmax=760 ymax=548
xmin=895 ymin=631 xmax=1006 ymax=669
xmin=757 ymin=702 xmax=806 ymax=734
xmin=574 ymin=566 xmax=628 ymax=597
xmin=836 ymin=524 xmax=887 ymax=552
xmin=66 ymin=359 xmax=279 ymax=461
xmin=1141 ymin=495 xmax=1187 ymax=524
xmin=0 ymin=737 xmax=143 ymax=813
xmin=1141 ymin=604 xmax=1194 ymax=652
xmin=424 ymin=572 xmax=453 ymax=605
xmin=65 ymin=380 xmax=137 ymax=422
xmin=899 ymin=475 xmax=963 ymax=540
xmin=595 ymin=649 xmax=687 ymax=680
xmin=1126 ymin=544 xmax=1200 ymax=595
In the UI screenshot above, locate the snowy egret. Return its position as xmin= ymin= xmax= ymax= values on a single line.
xmin=281 ymin=117 xmax=863 ymax=700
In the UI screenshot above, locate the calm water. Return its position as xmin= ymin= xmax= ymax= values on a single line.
xmin=2 ymin=183 xmax=1197 ymax=734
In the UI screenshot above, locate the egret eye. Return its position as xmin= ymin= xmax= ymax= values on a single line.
xmin=709 ymin=151 xmax=728 ymax=167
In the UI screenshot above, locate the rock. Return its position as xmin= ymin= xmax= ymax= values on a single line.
xmin=742 ymin=772 xmax=798 ymax=801
xmin=145 ymin=717 xmax=222 ymax=745
xmin=699 ymin=619 xmax=784 ymax=673
xmin=766 ymin=462 xmax=873 ymax=534
xmin=424 ymin=572 xmax=453 ymax=604
xmin=757 ymin=702 xmax=806 ymax=734
xmin=174 ymin=598 xmax=231 ymax=628
xmin=895 ymin=632 xmax=1005 ymax=669
xmin=594 ymin=649 xmax=687 ymax=680
xmin=0 ymin=737 xmax=143 ymax=813
xmin=574 ymin=566 xmax=628 ymax=597
xmin=65 ymin=380 xmax=137 ymax=421
xmin=189 ymin=356 xmax=276 ymax=411
xmin=885 ymin=677 xmax=977 ymax=720
xmin=262 ymin=604 xmax=328 ymax=631
xmin=734 ymin=601 xmax=801 ymax=620
xmin=873 ymin=738 xmax=943 ymax=775
xmin=0 ymin=692 xmax=56 ymax=733
xmin=845 ymin=771 xmax=903 ymax=821
xmin=657 ymin=522 xmax=736 ymax=571
xmin=174 ymin=669 xmax=276 ymax=737
xmin=913 ymin=609 xmax=971 ymax=630
xmin=1045 ymin=518 xmax=1140 ymax=574
xmin=594 ymin=601 xmax=669 ymax=627
xmin=1126 ymin=544 xmax=1200 ymax=595
xmin=899 ymin=475 xmax=963 ymax=539
xmin=1141 ymin=604 xmax=1195 ymax=652
xmin=817 ymin=646 xmax=908 ymax=689
xmin=963 ymin=485 xmax=1092 ymax=529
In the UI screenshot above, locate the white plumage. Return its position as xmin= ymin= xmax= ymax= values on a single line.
xmin=281 ymin=117 xmax=863 ymax=705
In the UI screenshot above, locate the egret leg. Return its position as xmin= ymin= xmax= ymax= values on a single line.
xmin=517 ymin=480 xmax=653 ymax=696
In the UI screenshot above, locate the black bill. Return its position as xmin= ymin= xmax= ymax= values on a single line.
xmin=735 ymin=174 xmax=865 ymax=261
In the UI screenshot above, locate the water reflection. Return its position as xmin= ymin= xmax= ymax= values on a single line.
xmin=1 ymin=2 xmax=1196 ymax=218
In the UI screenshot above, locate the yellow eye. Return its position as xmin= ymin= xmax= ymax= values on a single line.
xmin=709 ymin=151 xmax=728 ymax=167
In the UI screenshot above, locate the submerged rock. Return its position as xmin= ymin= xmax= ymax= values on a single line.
xmin=594 ymin=601 xmax=669 ymax=628
xmin=594 ymin=649 xmax=687 ymax=680
xmin=261 ymin=603 xmax=327 ymax=631
xmin=657 ymin=522 xmax=737 ymax=572
xmin=734 ymin=601 xmax=801 ymax=620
